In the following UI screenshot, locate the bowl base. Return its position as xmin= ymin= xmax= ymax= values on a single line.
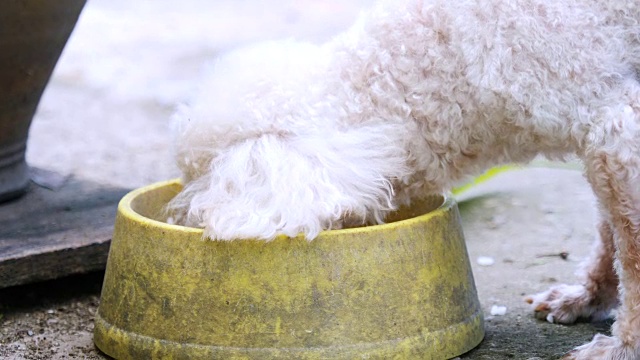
xmin=94 ymin=310 xmax=483 ymax=360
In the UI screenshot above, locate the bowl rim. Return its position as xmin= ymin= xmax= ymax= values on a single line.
xmin=118 ymin=179 xmax=454 ymax=239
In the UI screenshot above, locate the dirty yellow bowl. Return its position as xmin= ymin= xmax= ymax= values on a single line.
xmin=94 ymin=179 xmax=484 ymax=359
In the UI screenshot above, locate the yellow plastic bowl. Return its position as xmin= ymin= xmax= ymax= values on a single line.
xmin=94 ymin=179 xmax=484 ymax=359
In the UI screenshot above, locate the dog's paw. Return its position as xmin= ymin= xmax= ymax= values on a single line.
xmin=563 ymin=334 xmax=639 ymax=360
xmin=525 ymin=284 xmax=611 ymax=324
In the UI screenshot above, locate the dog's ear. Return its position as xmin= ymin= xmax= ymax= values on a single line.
xmin=170 ymin=40 xmax=329 ymax=181
xmin=167 ymin=124 xmax=410 ymax=241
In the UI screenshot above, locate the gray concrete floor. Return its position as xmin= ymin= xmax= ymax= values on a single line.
xmin=458 ymin=167 xmax=603 ymax=359
xmin=1 ymin=0 xmax=608 ymax=359
xmin=0 ymin=168 xmax=605 ymax=359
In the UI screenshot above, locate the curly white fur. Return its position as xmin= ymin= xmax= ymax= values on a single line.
xmin=169 ymin=0 xmax=637 ymax=238
xmin=167 ymin=0 xmax=640 ymax=357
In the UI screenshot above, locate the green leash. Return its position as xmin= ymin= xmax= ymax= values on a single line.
xmin=451 ymin=160 xmax=582 ymax=196
xmin=452 ymin=165 xmax=517 ymax=195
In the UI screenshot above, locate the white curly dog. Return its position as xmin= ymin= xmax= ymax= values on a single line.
xmin=168 ymin=0 xmax=640 ymax=357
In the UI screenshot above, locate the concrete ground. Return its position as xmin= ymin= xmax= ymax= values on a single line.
xmin=0 ymin=0 xmax=610 ymax=359
xmin=0 ymin=167 xmax=606 ymax=360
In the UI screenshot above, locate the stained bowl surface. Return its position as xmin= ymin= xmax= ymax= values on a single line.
xmin=94 ymin=179 xmax=484 ymax=359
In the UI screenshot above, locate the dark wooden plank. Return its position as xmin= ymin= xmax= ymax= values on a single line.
xmin=0 ymin=174 xmax=129 ymax=288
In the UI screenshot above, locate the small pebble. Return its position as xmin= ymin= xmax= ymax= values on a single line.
xmin=27 ymin=330 xmax=34 ymax=336
xmin=477 ymin=256 xmax=495 ymax=266
xmin=490 ymin=305 xmax=507 ymax=316
xmin=489 ymin=214 xmax=507 ymax=228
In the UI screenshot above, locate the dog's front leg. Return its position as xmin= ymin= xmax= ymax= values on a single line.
xmin=526 ymin=220 xmax=619 ymax=324
xmin=562 ymin=96 xmax=640 ymax=359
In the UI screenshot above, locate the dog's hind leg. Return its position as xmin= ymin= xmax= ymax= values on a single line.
xmin=562 ymin=85 xmax=640 ymax=359
xmin=526 ymin=219 xmax=619 ymax=324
